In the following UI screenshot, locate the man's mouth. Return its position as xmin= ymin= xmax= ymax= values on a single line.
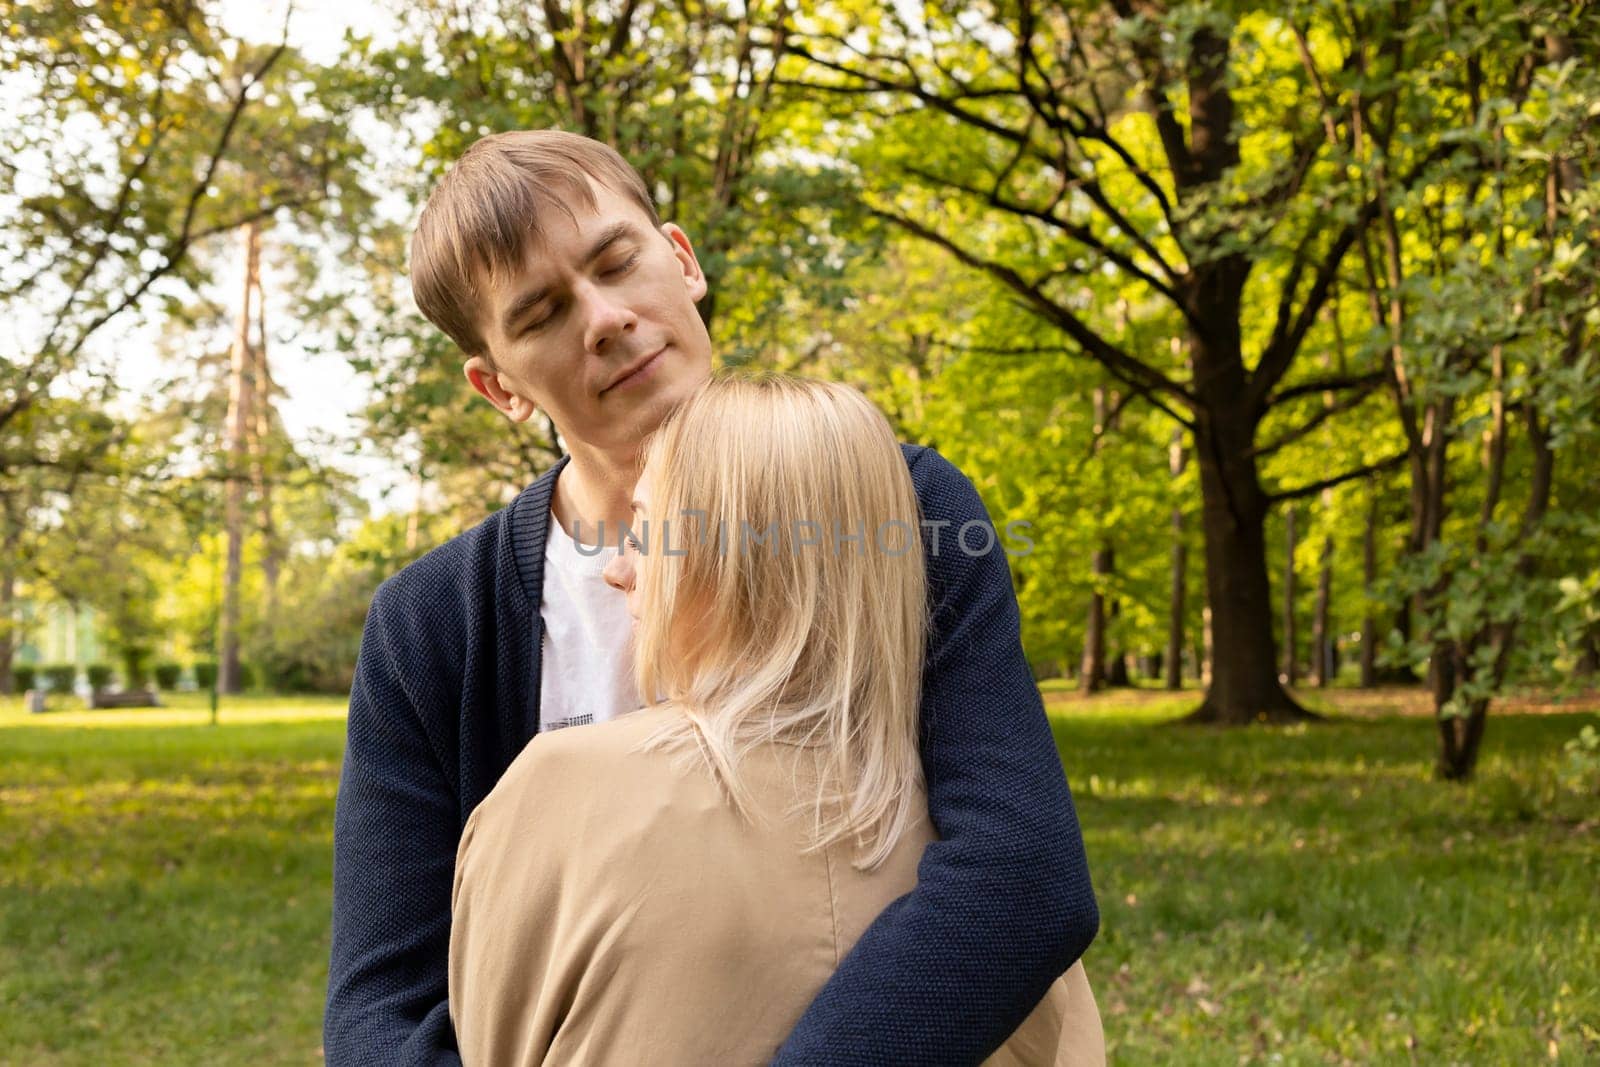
xmin=601 ymin=346 xmax=667 ymax=395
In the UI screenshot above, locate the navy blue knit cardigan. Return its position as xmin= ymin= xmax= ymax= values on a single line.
xmin=323 ymin=445 xmax=1098 ymax=1066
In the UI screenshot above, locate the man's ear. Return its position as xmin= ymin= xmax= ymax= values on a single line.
xmin=661 ymin=223 xmax=709 ymax=304
xmin=464 ymin=356 xmax=538 ymax=423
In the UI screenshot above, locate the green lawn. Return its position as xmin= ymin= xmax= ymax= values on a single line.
xmin=0 ymin=694 xmax=346 ymax=1065
xmin=2 ymin=688 xmax=1595 ymax=1064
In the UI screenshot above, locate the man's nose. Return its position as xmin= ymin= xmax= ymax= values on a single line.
xmin=580 ymin=284 xmax=638 ymax=353
xmin=602 ymin=551 xmax=635 ymax=594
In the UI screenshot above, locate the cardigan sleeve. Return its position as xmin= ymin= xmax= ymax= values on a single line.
xmin=772 ymin=446 xmax=1099 ymax=1066
xmin=323 ymin=580 xmax=464 ymax=1067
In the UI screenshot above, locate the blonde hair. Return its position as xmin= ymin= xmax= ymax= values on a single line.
xmin=634 ymin=375 xmax=927 ymax=871
xmin=410 ymin=129 xmax=663 ymax=358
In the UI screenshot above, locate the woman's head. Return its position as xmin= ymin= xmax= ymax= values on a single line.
xmin=613 ymin=374 xmax=927 ymax=869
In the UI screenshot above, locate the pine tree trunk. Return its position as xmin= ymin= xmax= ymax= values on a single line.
xmin=250 ymin=264 xmax=280 ymax=620
xmin=220 ymin=222 xmax=260 ymax=695
xmin=1080 ymin=385 xmax=1112 ymax=695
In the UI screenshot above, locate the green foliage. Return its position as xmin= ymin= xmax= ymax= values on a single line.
xmin=40 ymin=664 xmax=75 ymax=693
xmin=253 ymin=558 xmax=370 ymax=694
xmin=12 ymin=665 xmax=36 ymax=692
xmin=786 ymin=0 xmax=1600 ymax=737
xmin=0 ymin=0 xmax=370 ymax=479
xmin=1357 ymin=24 xmax=1600 ymax=755
xmin=1560 ymin=725 xmax=1600 ymax=796
xmin=152 ymin=662 xmax=182 ymax=690
xmin=193 ymin=661 xmax=218 ymax=690
xmin=2 ymin=0 xmax=1596 ymax=777
xmin=85 ymin=663 xmax=113 ymax=690
xmin=120 ymin=646 xmax=151 ymax=690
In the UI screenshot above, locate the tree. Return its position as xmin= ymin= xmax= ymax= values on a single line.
xmin=2 ymin=3 xmax=373 ymax=690
xmin=0 ymin=2 xmax=309 ymax=449
xmin=1342 ymin=17 xmax=1600 ymax=778
xmin=0 ymin=392 xmax=127 ymax=690
xmin=780 ymin=1 xmax=1512 ymax=723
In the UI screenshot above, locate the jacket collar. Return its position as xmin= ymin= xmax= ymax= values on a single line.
xmin=509 ymin=454 xmax=571 ymax=609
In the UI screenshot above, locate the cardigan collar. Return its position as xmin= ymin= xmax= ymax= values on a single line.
xmin=508 ymin=454 xmax=571 ymax=610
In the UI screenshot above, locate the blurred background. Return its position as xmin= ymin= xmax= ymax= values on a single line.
xmin=2 ymin=0 xmax=1597 ymax=1062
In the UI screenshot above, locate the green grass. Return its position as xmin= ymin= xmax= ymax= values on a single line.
xmin=2 ymin=688 xmax=1596 ymax=1064
xmin=0 ymin=693 xmax=346 ymax=1066
xmin=1051 ymin=686 xmax=1600 ymax=1065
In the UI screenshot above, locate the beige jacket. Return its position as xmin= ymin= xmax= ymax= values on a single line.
xmin=450 ymin=708 xmax=1104 ymax=1066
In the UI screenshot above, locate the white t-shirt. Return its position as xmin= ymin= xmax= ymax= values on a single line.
xmin=538 ymin=511 xmax=640 ymax=733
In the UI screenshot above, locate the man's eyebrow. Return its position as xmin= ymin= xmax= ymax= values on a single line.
xmin=500 ymin=285 xmax=551 ymax=336
xmin=499 ymin=223 xmax=645 ymax=336
xmin=583 ymin=221 xmax=643 ymax=266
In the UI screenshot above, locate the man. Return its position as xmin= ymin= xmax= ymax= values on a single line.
xmin=323 ymin=129 xmax=1098 ymax=1066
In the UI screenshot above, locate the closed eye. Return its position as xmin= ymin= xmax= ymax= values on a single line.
xmin=601 ymin=252 xmax=640 ymax=279
xmin=522 ymin=301 xmax=561 ymax=333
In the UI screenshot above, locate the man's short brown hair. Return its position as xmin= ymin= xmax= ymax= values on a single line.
xmin=410 ymin=129 xmax=663 ymax=358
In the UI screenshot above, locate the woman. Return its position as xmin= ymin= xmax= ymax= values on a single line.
xmin=449 ymin=376 xmax=1103 ymax=1065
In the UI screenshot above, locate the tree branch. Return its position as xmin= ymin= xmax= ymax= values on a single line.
xmin=2 ymin=43 xmax=292 ymax=435
xmin=899 ymin=164 xmax=1182 ymax=302
xmin=1249 ymin=200 xmax=1377 ymax=406
xmin=1266 ymin=450 xmax=1407 ymax=503
xmin=1106 ymin=0 xmax=1194 ymax=187
xmin=1267 ymin=368 xmax=1388 ymax=406
xmin=1249 ymin=380 xmax=1384 ymax=458
xmin=871 ymin=206 xmax=1197 ymax=422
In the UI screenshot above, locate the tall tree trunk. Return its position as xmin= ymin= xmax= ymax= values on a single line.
xmin=1182 ymin=278 xmax=1313 ymax=724
xmin=1312 ymin=506 xmax=1335 ymax=689
xmin=1080 ymin=384 xmax=1113 ymax=694
xmin=1080 ymin=544 xmax=1111 ymax=694
xmin=1189 ymin=427 xmax=1308 ymax=721
xmin=1167 ymin=429 xmax=1187 ymax=690
xmin=1106 ymin=594 xmax=1130 ymax=687
xmin=249 ymin=264 xmax=280 ymax=621
xmin=1360 ymin=478 xmax=1380 ymax=688
xmin=1282 ymin=506 xmax=1299 ymax=686
xmin=220 ymin=222 xmax=260 ymax=695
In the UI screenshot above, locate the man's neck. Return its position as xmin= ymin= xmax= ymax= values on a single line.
xmin=550 ymin=440 xmax=640 ymax=547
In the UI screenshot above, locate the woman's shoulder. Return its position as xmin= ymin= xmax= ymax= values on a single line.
xmin=471 ymin=707 xmax=690 ymax=825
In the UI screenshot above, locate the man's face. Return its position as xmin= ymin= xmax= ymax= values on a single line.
xmin=467 ymin=180 xmax=713 ymax=454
